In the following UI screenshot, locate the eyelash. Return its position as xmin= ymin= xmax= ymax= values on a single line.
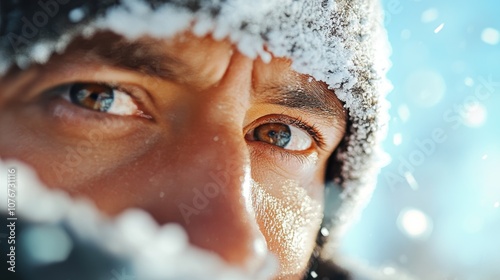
xmin=288 ymin=117 xmax=325 ymax=148
xmin=46 ymin=82 xmax=152 ymax=116
xmin=251 ymin=115 xmax=326 ymax=149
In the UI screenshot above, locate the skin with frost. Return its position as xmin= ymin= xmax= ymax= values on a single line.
xmin=0 ymin=32 xmax=346 ymax=279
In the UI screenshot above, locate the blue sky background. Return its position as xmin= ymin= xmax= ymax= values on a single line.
xmin=340 ymin=0 xmax=500 ymax=279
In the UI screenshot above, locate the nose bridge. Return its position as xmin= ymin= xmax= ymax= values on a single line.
xmin=180 ymin=50 xmax=253 ymax=200
xmin=181 ymin=115 xmax=249 ymax=202
xmin=202 ymin=51 xmax=253 ymax=124
xmin=185 ymin=50 xmax=253 ymax=195
xmin=169 ymin=52 xmax=266 ymax=268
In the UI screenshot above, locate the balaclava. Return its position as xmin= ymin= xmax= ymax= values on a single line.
xmin=0 ymin=0 xmax=391 ymax=279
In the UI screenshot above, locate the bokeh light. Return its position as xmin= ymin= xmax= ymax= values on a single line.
xmin=481 ymin=28 xmax=499 ymax=45
xmin=393 ymin=133 xmax=403 ymax=146
xmin=404 ymin=70 xmax=446 ymax=107
xmin=421 ymin=8 xmax=438 ymax=23
xmin=397 ymin=208 xmax=433 ymax=240
xmin=22 ymin=225 xmax=73 ymax=265
xmin=397 ymin=104 xmax=411 ymax=122
xmin=460 ymin=102 xmax=487 ymax=127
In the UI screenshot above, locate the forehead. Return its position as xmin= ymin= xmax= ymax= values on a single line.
xmin=6 ymin=31 xmax=344 ymax=124
xmin=61 ymin=32 xmax=303 ymax=87
xmin=49 ymin=31 xmax=345 ymax=120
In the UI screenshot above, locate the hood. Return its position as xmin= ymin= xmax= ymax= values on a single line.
xmin=0 ymin=0 xmax=391 ymax=278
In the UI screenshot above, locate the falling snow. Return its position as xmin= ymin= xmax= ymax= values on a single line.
xmin=434 ymin=23 xmax=445 ymax=33
xmin=340 ymin=0 xmax=500 ymax=279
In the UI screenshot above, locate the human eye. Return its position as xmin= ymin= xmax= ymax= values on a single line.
xmin=57 ymin=82 xmax=150 ymax=118
xmin=245 ymin=115 xmax=324 ymax=152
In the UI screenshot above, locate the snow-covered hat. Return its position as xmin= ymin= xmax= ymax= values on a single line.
xmin=0 ymin=0 xmax=391 ymax=274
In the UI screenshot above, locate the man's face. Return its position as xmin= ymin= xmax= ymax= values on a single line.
xmin=0 ymin=32 xmax=346 ymax=279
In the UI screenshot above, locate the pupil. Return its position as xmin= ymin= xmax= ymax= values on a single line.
xmin=254 ymin=123 xmax=291 ymax=148
xmin=89 ymin=93 xmax=99 ymax=101
xmin=70 ymin=83 xmax=114 ymax=112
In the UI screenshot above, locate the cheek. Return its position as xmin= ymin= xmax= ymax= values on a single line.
xmin=251 ymin=178 xmax=324 ymax=277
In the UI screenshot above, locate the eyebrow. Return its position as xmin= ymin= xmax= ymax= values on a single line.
xmin=65 ymin=33 xmax=188 ymax=82
xmin=259 ymin=82 xmax=346 ymax=124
